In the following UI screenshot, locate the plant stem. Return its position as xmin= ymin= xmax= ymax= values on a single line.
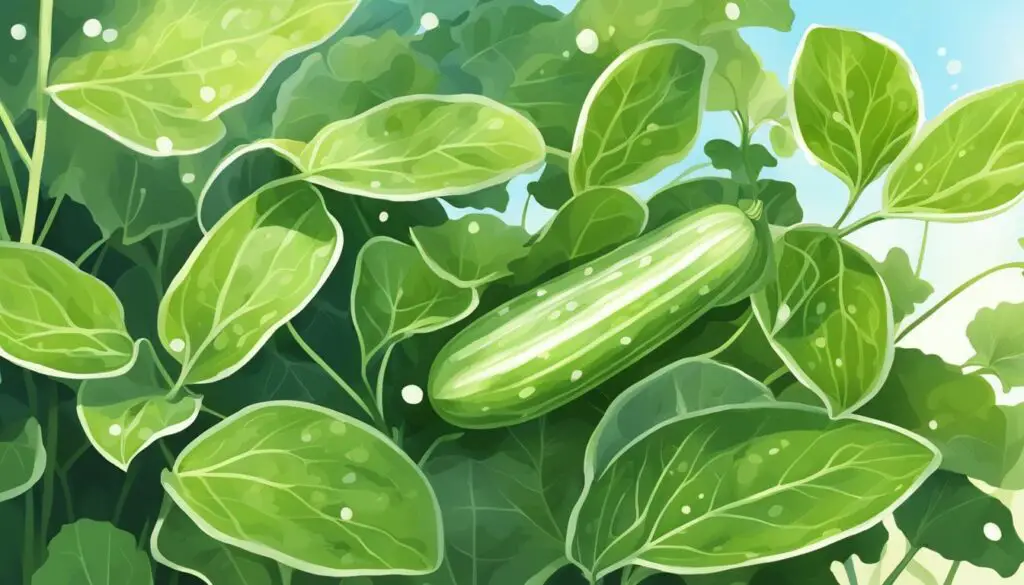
xmin=838 ymin=212 xmax=886 ymax=238
xmin=942 ymin=561 xmax=960 ymax=585
xmin=520 ymin=193 xmax=533 ymax=227
xmin=1 ymin=139 xmax=24 ymax=227
xmin=201 ymin=405 xmax=226 ymax=420
xmin=75 ymin=238 xmax=107 ymax=266
xmin=763 ymin=365 xmax=789 ymax=387
xmin=659 ymin=161 xmax=713 ymax=192
xmin=34 ymin=193 xmax=63 ymax=244
xmin=37 ymin=382 xmax=58 ymax=555
xmin=418 ymin=432 xmax=464 ymax=466
xmin=914 ymin=222 xmax=929 ymax=277
xmin=22 ymin=486 xmax=34 ymax=584
xmin=20 ymin=0 xmax=55 ymax=245
xmin=897 ymin=261 xmax=1024 ymax=342
xmin=881 ymin=546 xmax=919 ymax=585
xmin=0 ymin=100 xmax=30 ymax=166
xmin=374 ymin=343 xmax=395 ymax=425
xmin=545 ymin=146 xmax=570 ymax=161
xmin=158 ymin=441 xmax=176 ymax=467
xmin=833 ymin=187 xmax=866 ymax=228
xmin=844 ymin=558 xmax=860 ymax=585
xmin=112 ymin=467 xmax=137 ymax=525
xmin=285 ymin=323 xmax=384 ymax=429
xmin=699 ymin=313 xmax=751 ymax=360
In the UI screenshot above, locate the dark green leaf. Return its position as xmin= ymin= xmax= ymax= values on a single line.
xmin=646 ymin=178 xmax=742 ymax=231
xmin=704 ymin=139 xmax=778 ymax=184
xmin=31 ymin=519 xmax=152 ymax=584
xmin=757 ymin=180 xmax=803 ymax=226
xmin=0 ymin=395 xmax=44 ymax=504
xmin=966 ymin=302 xmax=1024 ymax=388
xmin=527 ymin=159 xmax=573 ymax=210
xmin=411 ymin=214 xmax=530 ymax=288
xmin=876 ymin=247 xmax=934 ymax=324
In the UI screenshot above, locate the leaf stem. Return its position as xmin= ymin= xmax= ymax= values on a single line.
xmin=75 ymin=238 xmax=108 ymax=266
xmin=34 ymin=376 xmax=58 ymax=557
xmin=374 ymin=343 xmax=395 ymax=425
xmin=417 ymin=432 xmax=464 ymax=467
xmin=942 ymin=561 xmax=961 ymax=585
xmin=914 ymin=222 xmax=929 ymax=277
xmin=881 ymin=546 xmax=919 ymax=585
xmin=838 ymin=212 xmax=886 ymax=238
xmin=545 ymin=146 xmax=570 ymax=161
xmin=0 ymin=100 xmax=30 ymax=166
xmin=112 ymin=466 xmax=138 ymax=525
xmin=844 ymin=558 xmax=859 ymax=585
xmin=763 ymin=365 xmax=789 ymax=387
xmin=520 ymin=192 xmax=533 ymax=228
xmin=833 ymin=187 xmax=866 ymax=228
xmin=1 ymin=139 xmax=25 ymax=228
xmin=22 ymin=484 xmax=34 ymax=583
xmin=34 ymin=193 xmax=63 ymax=245
xmin=699 ymin=313 xmax=752 ymax=360
xmin=20 ymin=0 xmax=54 ymax=244
xmin=897 ymin=261 xmax=1024 ymax=343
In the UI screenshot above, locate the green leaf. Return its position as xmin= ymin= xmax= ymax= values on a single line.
xmin=704 ymin=139 xmax=778 ymax=184
xmin=894 ymin=471 xmax=1024 ymax=577
xmin=0 ymin=395 xmax=45 ymax=504
xmin=567 ymin=403 xmax=938 ymax=580
xmin=860 ymin=348 xmax=1024 ymax=489
xmin=162 ymin=400 xmax=442 ymax=577
xmin=510 ymin=187 xmax=647 ymax=283
xmin=352 ymin=237 xmax=478 ymax=365
xmin=752 ymin=227 xmax=895 ymax=416
xmin=790 ymin=26 xmax=922 ymax=194
xmin=47 ymin=0 xmax=361 ymax=155
xmin=571 ymin=39 xmax=712 ymax=192
xmin=966 ymin=302 xmax=1024 ymax=389
xmin=876 ymin=247 xmax=934 ymax=324
xmin=769 ymin=122 xmax=799 ymax=158
xmin=588 ymin=357 xmax=775 ymax=475
xmin=410 ymin=215 xmax=530 ymax=288
xmin=647 ymin=179 xmax=801 ymax=231
xmin=76 ymin=339 xmax=200 ymax=471
xmin=0 ymin=242 xmax=135 ymax=378
xmin=159 ymin=179 xmax=341 ymax=385
xmin=757 ymin=180 xmax=803 ymax=227
xmin=299 ymin=95 xmax=546 ymax=200
xmin=31 ymin=519 xmax=152 ymax=584
xmin=527 ymin=159 xmax=573 ymax=210
xmin=884 ymin=80 xmax=1024 ymax=221
xmin=151 ymin=499 xmax=284 ymax=585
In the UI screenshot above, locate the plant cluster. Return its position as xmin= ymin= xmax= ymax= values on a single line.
xmin=1 ymin=1 xmax=1023 ymax=584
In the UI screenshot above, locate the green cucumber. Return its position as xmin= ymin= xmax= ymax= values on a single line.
xmin=428 ymin=203 xmax=772 ymax=429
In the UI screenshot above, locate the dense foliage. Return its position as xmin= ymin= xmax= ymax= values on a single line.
xmin=1 ymin=1 xmax=1023 ymax=584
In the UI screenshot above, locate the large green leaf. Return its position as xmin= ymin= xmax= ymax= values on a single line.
xmin=647 ymin=178 xmax=801 ymax=231
xmin=0 ymin=395 xmax=45 ymax=504
xmin=47 ymin=0 xmax=361 ymax=155
xmin=704 ymin=139 xmax=778 ymax=185
xmin=884 ymin=80 xmax=1024 ymax=221
xmin=527 ymin=158 xmax=573 ymax=210
xmin=966 ymin=302 xmax=1024 ymax=389
xmin=790 ymin=26 xmax=922 ymax=194
xmin=860 ymin=349 xmax=1024 ymax=489
xmin=0 ymin=242 xmax=135 ymax=378
xmin=752 ymin=227 xmax=894 ymax=416
xmin=570 ymin=39 xmax=712 ymax=192
xmin=410 ymin=214 xmax=529 ymax=288
xmin=566 ymin=403 xmax=939 ymax=581
xmin=76 ymin=339 xmax=200 ymax=471
xmin=299 ymin=95 xmax=546 ymax=200
xmin=352 ymin=237 xmax=478 ymax=366
xmin=31 ymin=519 xmax=152 ymax=584
xmin=875 ymin=247 xmax=934 ymax=324
xmin=894 ymin=471 xmax=1024 ymax=577
xmin=510 ymin=187 xmax=647 ymax=283
xmin=159 ymin=179 xmax=341 ymax=385
xmin=162 ymin=400 xmax=442 ymax=577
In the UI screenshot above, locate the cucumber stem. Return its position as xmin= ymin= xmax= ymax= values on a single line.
xmin=739 ymin=198 xmax=764 ymax=221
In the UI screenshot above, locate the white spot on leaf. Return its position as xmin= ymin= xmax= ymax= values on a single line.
xmin=378 ymin=211 xmax=389 ymax=223
xmin=200 ymin=86 xmax=217 ymax=103
xmin=420 ymin=12 xmax=439 ymax=31
xmin=468 ymin=221 xmax=480 ymax=234
xmin=401 ymin=384 xmax=424 ymax=405
xmin=181 ymin=173 xmax=196 ymax=185
xmin=156 ymin=137 xmax=174 ymax=154
xmin=584 ymin=267 xmax=594 ymax=276
xmin=108 ymin=424 xmax=122 ymax=437
xmin=681 ymin=505 xmax=692 ymax=514
xmin=575 ymin=29 xmax=599 ymax=54
xmin=169 ymin=338 xmax=186 ymax=353
xmin=301 ymin=431 xmax=312 ymax=443
xmin=10 ymin=24 xmax=27 ymax=41
xmin=340 ymin=507 xmax=354 ymax=521
xmin=371 ymin=180 xmax=382 ymax=189
xmin=814 ymin=337 xmax=827 ymax=349
xmin=984 ymin=522 xmax=1002 ymax=541
xmin=536 ymin=289 xmax=547 ymax=297
xmin=928 ymin=419 xmax=938 ymax=430
xmin=102 ymin=28 xmax=118 ymax=43
xmin=725 ymin=2 xmax=741 ymax=20
xmin=566 ymin=301 xmax=579 ymax=312
xmin=620 ymin=336 xmax=632 ymax=346
xmin=83 ymin=19 xmax=102 ymax=38
xmin=777 ymin=303 xmax=792 ymax=323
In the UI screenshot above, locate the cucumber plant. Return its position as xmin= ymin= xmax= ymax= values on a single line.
xmin=0 ymin=1 xmax=1022 ymax=585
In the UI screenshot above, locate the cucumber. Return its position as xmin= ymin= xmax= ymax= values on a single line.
xmin=428 ymin=203 xmax=772 ymax=429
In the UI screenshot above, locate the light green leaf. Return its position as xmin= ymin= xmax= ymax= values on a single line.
xmin=159 ymin=179 xmax=342 ymax=385
xmin=0 ymin=395 xmax=45 ymax=504
xmin=151 ymin=499 xmax=284 ymax=585
xmin=0 ymin=242 xmax=135 ymax=378
xmin=571 ymin=39 xmax=713 ymax=192
xmin=703 ymin=33 xmax=788 ymax=129
xmin=859 ymin=348 xmax=1024 ymax=489
xmin=511 ymin=187 xmax=647 ymax=283
xmin=76 ymin=339 xmax=200 ymax=471
xmin=47 ymin=0 xmax=361 ymax=155
xmin=566 ymin=403 xmax=939 ymax=580
xmin=410 ymin=215 xmax=529 ymax=288
xmin=299 ymin=95 xmax=546 ymax=200
xmin=895 ymin=471 xmax=1024 ymax=577
xmin=352 ymin=237 xmax=478 ymax=365
xmin=790 ymin=26 xmax=922 ymax=194
xmin=876 ymin=247 xmax=934 ymax=324
xmin=966 ymin=302 xmax=1024 ymax=388
xmin=161 ymin=400 xmax=442 ymax=577
xmin=752 ymin=227 xmax=895 ymax=416
xmin=769 ymin=122 xmax=799 ymax=158
xmin=884 ymin=80 xmax=1024 ymax=221
xmin=32 ymin=519 xmax=152 ymax=584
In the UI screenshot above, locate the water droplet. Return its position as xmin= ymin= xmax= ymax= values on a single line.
xmin=815 ymin=301 xmax=826 ymax=315
xmin=575 ymin=28 xmax=599 ymax=54
xmin=371 ymin=180 xmax=382 ymax=189
xmin=378 ymin=211 xmax=389 ymax=223
xmin=768 ymin=505 xmax=783 ymax=518
xmin=10 ymin=24 xmax=27 ymax=41
xmin=181 ymin=173 xmax=196 ymax=185
xmin=769 ymin=447 xmax=780 ymax=455
xmin=468 ymin=221 xmax=480 ymax=234
xmin=984 ymin=522 xmax=1002 ymax=541
xmin=677 ymin=461 xmax=690 ymax=472
xmin=83 ymin=19 xmax=102 ymax=38
xmin=937 ymin=47 xmax=947 ymax=57
xmin=946 ymin=60 xmax=962 ymax=75
xmin=340 ymin=506 xmax=354 ymax=521
xmin=108 ymin=423 xmax=122 ymax=437
xmin=698 ymin=285 xmax=710 ymax=296
xmin=620 ymin=336 xmax=632 ymax=346
xmin=670 ymin=305 xmax=680 ymax=314
xmin=199 ymin=86 xmax=217 ymax=103
xmin=928 ymin=419 xmax=938 ymax=430
xmin=342 ymin=472 xmax=357 ymax=484
xmin=301 ymin=431 xmax=312 ymax=443
xmin=420 ymin=12 xmax=439 ymax=31
xmin=914 ymin=162 xmax=924 ymax=172
xmin=681 ymin=505 xmax=692 ymax=515
xmin=102 ymin=28 xmax=118 ymax=43
xmin=169 ymin=338 xmax=186 ymax=353
xmin=781 ymin=439 xmax=791 ymax=448
xmin=847 ymin=304 xmax=858 ymax=315
xmin=958 ymin=150 xmax=967 ymax=158
xmin=831 ymin=111 xmax=844 ymax=123
xmin=549 ymin=310 xmax=561 ymax=321
xmin=646 ymin=123 xmax=658 ymax=132
xmin=814 ymin=337 xmax=826 ymax=349
xmin=156 ymin=137 xmax=174 ymax=155
xmin=566 ymin=301 xmax=579 ymax=312
xmin=835 ymin=358 xmax=844 ymax=367
xmin=536 ymin=289 xmax=547 ymax=297
xmin=562 ymin=50 xmax=570 ymax=58
xmin=346 ymin=447 xmax=369 ymax=462
xmin=584 ymin=267 xmax=594 ymax=276
xmin=607 ymin=25 xmax=616 ymax=36
xmin=402 ymin=384 xmax=424 ymax=405
xmin=725 ymin=2 xmax=741 ymax=20
xmin=518 ymin=386 xmax=536 ymax=399
xmin=698 ymin=493 xmax=705 ymax=500
xmin=571 ymin=370 xmax=583 ymax=382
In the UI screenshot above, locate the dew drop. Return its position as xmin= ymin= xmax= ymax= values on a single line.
xmin=102 ymin=28 xmax=118 ymax=43
xmin=698 ymin=285 xmax=710 ymax=296
xmin=698 ymin=493 xmax=705 ymax=500
xmin=781 ymin=439 xmax=791 ymax=448
xmin=958 ymin=150 xmax=967 ymax=158
xmin=138 ymin=427 xmax=153 ymax=441
xmin=108 ymin=423 xmax=122 ymax=437
xmin=549 ymin=310 xmax=561 ymax=320
xmin=199 ymin=86 xmax=217 ymax=103
xmin=402 ymin=384 xmax=424 ymax=405
xmin=468 ymin=221 xmax=480 ymax=234
xmin=487 ymin=118 xmax=505 ymax=131
xmin=83 ymin=18 xmax=102 ymax=38
xmin=928 ymin=419 xmax=938 ymax=430
xmin=330 ymin=421 xmax=347 ymax=435
xmin=10 ymin=24 xmax=27 ymax=41
xmin=181 ymin=173 xmax=196 ymax=185
xmin=847 ymin=304 xmax=858 ymax=315
xmin=570 ymin=370 xmax=583 ymax=382
xmin=562 ymin=50 xmax=570 ymax=58
xmin=221 ymin=49 xmax=238 ymax=65
xmin=681 ymin=505 xmax=692 ymax=515
xmin=768 ymin=505 xmax=784 ymax=518
xmin=835 ymin=358 xmax=844 ymax=367
xmin=371 ymin=180 xmax=382 ymax=189
xmin=748 ymin=453 xmax=763 ymax=464
xmin=620 ymin=336 xmax=632 ymax=346
xmin=536 ymin=289 xmax=547 ymax=297
xmin=378 ymin=211 xmax=389 ymax=223
xmin=814 ymin=337 xmax=827 ymax=349
xmin=769 ymin=447 xmax=780 ymax=455
xmin=566 ymin=301 xmax=579 ymax=312
xmin=584 ymin=267 xmax=594 ymax=276
xmin=498 ymin=306 xmax=511 ymax=316
xmin=914 ymin=162 xmax=924 ymax=172
xmin=725 ymin=2 xmax=741 ymax=20
xmin=815 ymin=301 xmax=826 ymax=315
xmin=340 ymin=507 xmax=354 ymax=521
xmin=984 ymin=522 xmax=1002 ymax=542
xmin=575 ymin=28 xmax=599 ymax=54
xmin=156 ymin=136 xmax=174 ymax=154
xmin=646 ymin=123 xmax=659 ymax=132
xmin=831 ymin=111 xmax=844 ymax=123
xmin=420 ymin=12 xmax=439 ymax=31
xmin=777 ymin=303 xmax=792 ymax=323
xmin=169 ymin=338 xmax=186 ymax=353
xmin=670 ymin=305 xmax=680 ymax=314
xmin=518 ymin=386 xmax=536 ymax=399
xmin=946 ymin=60 xmax=962 ymax=75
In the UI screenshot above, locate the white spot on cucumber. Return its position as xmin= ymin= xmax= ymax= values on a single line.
xmin=639 ymin=255 xmax=652 ymax=267
xmin=584 ymin=267 xmax=594 ymax=276
xmin=566 ymin=301 xmax=579 ymax=312
xmin=536 ymin=289 xmax=547 ymax=297
xmin=518 ymin=387 xmax=536 ymax=399
xmin=620 ymin=336 xmax=632 ymax=346
xmin=570 ymin=370 xmax=583 ymax=382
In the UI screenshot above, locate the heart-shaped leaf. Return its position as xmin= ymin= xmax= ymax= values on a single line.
xmin=32 ymin=519 xmax=152 ymax=584
xmin=410 ymin=214 xmax=530 ymax=288
xmin=965 ymin=302 xmax=1024 ymax=389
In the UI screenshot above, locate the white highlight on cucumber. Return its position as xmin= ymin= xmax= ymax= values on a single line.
xmin=518 ymin=387 xmax=536 ymax=399
xmin=575 ymin=29 xmax=599 ymax=54
xmin=984 ymin=522 xmax=1002 ymax=541
xmin=83 ymin=19 xmax=102 ymax=38
xmin=570 ymin=370 xmax=583 ymax=382
xmin=102 ymin=28 xmax=118 ymax=43
xmin=566 ymin=301 xmax=579 ymax=312
xmin=156 ymin=137 xmax=174 ymax=154
xmin=169 ymin=338 xmax=186 ymax=353
xmin=420 ymin=12 xmax=439 ymax=31
xmin=928 ymin=419 xmax=938 ymax=430
xmin=725 ymin=2 xmax=741 ymax=20
xmin=620 ymin=336 xmax=632 ymax=346
xmin=108 ymin=423 xmax=123 ymax=437
xmin=402 ymin=384 xmax=424 ymax=405
xmin=10 ymin=24 xmax=27 ymax=40
xmin=340 ymin=507 xmax=354 ymax=521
